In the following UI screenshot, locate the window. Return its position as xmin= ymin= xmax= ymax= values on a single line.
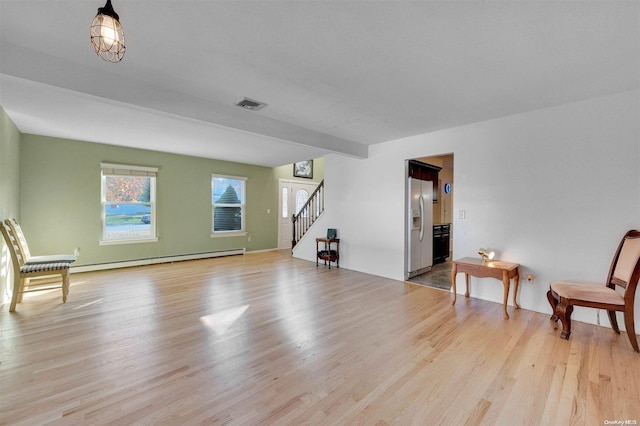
xmin=100 ymin=163 xmax=157 ymax=244
xmin=212 ymin=175 xmax=246 ymax=236
xmin=281 ymin=187 xmax=288 ymax=218
xmin=296 ymin=189 xmax=309 ymax=217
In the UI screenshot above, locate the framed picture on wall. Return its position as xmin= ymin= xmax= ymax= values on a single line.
xmin=293 ymin=160 xmax=313 ymax=179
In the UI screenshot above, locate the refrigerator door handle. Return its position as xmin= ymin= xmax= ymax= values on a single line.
xmin=419 ymin=195 xmax=424 ymax=241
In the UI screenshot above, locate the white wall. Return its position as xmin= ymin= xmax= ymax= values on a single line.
xmin=0 ymin=107 xmax=21 ymax=307
xmin=295 ymin=90 xmax=640 ymax=330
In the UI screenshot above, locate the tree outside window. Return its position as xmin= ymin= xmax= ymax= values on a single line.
xmin=101 ymin=164 xmax=157 ymax=244
xmin=212 ymin=175 xmax=246 ymax=235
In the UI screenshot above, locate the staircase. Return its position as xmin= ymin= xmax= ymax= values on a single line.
xmin=291 ymin=179 xmax=324 ymax=249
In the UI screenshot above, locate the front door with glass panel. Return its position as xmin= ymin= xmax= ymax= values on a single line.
xmin=278 ymin=180 xmax=319 ymax=249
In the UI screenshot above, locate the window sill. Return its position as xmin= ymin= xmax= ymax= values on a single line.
xmin=210 ymin=231 xmax=247 ymax=238
xmin=100 ymin=237 xmax=159 ymax=246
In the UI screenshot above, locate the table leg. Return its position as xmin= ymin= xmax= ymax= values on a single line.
xmin=325 ymin=242 xmax=330 ymax=269
xmin=464 ymin=273 xmax=470 ymax=297
xmin=502 ymin=271 xmax=510 ymax=319
xmin=451 ymin=263 xmax=457 ymax=305
xmin=513 ymin=271 xmax=521 ymax=309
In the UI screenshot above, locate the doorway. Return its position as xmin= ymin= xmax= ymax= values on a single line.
xmin=278 ymin=179 xmax=320 ymax=249
xmin=405 ymin=154 xmax=454 ymax=290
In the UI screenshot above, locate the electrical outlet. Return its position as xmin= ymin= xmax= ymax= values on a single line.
xmin=74 ymin=247 xmax=80 ymax=256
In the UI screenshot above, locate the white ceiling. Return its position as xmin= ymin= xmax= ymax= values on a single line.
xmin=1 ymin=1 xmax=638 ymax=167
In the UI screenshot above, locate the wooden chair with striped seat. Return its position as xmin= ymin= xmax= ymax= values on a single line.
xmin=0 ymin=222 xmax=72 ymax=312
xmin=547 ymin=229 xmax=640 ymax=352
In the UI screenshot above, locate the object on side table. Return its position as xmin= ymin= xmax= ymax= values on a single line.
xmin=327 ymin=228 xmax=337 ymax=239
xmin=478 ymin=248 xmax=495 ymax=263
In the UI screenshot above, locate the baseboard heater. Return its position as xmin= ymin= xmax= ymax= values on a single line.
xmin=70 ymin=248 xmax=246 ymax=274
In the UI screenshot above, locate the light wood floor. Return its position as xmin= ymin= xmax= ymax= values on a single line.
xmin=1 ymin=251 xmax=638 ymax=425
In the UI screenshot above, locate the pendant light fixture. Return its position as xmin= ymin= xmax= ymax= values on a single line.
xmin=90 ymin=0 xmax=125 ymax=63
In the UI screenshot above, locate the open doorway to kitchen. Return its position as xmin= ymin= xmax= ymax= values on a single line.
xmin=405 ymin=153 xmax=454 ymax=291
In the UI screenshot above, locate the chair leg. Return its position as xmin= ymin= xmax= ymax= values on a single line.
xmin=62 ymin=269 xmax=70 ymax=303
xmin=556 ymin=300 xmax=573 ymax=340
xmin=9 ymin=275 xmax=21 ymax=312
xmin=607 ymin=310 xmax=620 ymax=334
xmin=17 ymin=277 xmax=27 ymax=303
xmin=623 ymin=309 xmax=639 ymax=353
xmin=547 ymin=290 xmax=559 ymax=321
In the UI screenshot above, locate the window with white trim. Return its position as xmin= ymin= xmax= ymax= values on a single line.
xmin=212 ymin=174 xmax=246 ymax=236
xmin=100 ymin=163 xmax=157 ymax=244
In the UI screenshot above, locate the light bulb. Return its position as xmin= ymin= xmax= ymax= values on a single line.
xmin=99 ymin=15 xmax=119 ymax=47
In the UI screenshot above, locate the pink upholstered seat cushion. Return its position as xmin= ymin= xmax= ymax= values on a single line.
xmin=613 ymin=237 xmax=640 ymax=283
xmin=550 ymin=281 xmax=625 ymax=306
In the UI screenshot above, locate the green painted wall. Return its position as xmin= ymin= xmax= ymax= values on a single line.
xmin=0 ymin=107 xmax=21 ymax=306
xmin=0 ymin=107 xmax=21 ymax=220
xmin=19 ymin=134 xmax=281 ymax=267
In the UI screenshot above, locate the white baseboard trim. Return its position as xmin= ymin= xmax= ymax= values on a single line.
xmin=71 ymin=248 xmax=246 ymax=273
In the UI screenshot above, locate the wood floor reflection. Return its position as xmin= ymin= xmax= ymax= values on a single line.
xmin=1 ymin=251 xmax=638 ymax=424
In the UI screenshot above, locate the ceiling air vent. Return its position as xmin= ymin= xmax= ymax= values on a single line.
xmin=235 ymin=97 xmax=267 ymax=111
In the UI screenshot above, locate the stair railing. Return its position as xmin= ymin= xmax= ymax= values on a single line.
xmin=291 ymin=179 xmax=324 ymax=249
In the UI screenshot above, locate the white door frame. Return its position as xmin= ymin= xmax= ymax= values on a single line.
xmin=278 ymin=179 xmax=319 ymax=250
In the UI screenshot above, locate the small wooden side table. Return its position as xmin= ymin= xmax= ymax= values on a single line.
xmin=451 ymin=257 xmax=520 ymax=319
xmin=316 ymin=238 xmax=339 ymax=269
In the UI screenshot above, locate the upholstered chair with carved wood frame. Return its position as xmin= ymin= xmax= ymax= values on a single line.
xmin=547 ymin=230 xmax=640 ymax=352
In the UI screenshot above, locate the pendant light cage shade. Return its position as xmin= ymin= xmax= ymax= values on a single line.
xmin=90 ymin=0 xmax=125 ymax=63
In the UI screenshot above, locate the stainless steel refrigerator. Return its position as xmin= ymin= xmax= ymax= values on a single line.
xmin=406 ymin=177 xmax=433 ymax=279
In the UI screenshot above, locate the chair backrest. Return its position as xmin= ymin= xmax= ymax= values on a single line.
xmin=607 ymin=230 xmax=640 ymax=304
xmin=0 ymin=222 xmax=26 ymax=272
xmin=5 ymin=218 xmax=31 ymax=259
